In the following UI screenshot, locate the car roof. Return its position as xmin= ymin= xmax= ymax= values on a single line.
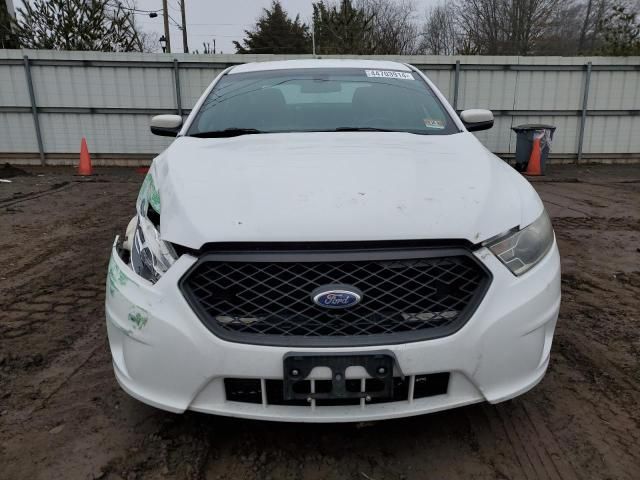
xmin=229 ymin=59 xmax=412 ymax=74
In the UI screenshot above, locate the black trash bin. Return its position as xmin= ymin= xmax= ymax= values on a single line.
xmin=511 ymin=124 xmax=556 ymax=174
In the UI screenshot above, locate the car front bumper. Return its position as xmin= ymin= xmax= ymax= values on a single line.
xmin=105 ymin=237 xmax=561 ymax=422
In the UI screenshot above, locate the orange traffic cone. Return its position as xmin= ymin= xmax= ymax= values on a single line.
xmin=525 ymin=136 xmax=542 ymax=176
xmin=78 ymin=137 xmax=92 ymax=176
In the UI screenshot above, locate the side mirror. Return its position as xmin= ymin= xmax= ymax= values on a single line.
xmin=150 ymin=114 xmax=183 ymax=137
xmin=460 ymin=109 xmax=494 ymax=132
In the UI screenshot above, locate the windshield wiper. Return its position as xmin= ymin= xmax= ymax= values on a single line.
xmin=334 ymin=127 xmax=397 ymax=132
xmin=189 ymin=128 xmax=263 ymax=138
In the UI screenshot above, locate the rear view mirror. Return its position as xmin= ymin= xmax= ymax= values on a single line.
xmin=150 ymin=114 xmax=183 ymax=137
xmin=460 ymin=109 xmax=494 ymax=132
xmin=301 ymin=80 xmax=342 ymax=93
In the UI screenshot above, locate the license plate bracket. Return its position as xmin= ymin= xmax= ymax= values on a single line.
xmin=283 ymin=351 xmax=398 ymax=401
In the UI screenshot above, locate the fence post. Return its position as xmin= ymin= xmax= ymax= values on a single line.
xmin=453 ymin=60 xmax=461 ymax=111
xmin=23 ymin=55 xmax=45 ymax=165
xmin=173 ymin=58 xmax=182 ymax=116
xmin=577 ymin=61 xmax=592 ymax=164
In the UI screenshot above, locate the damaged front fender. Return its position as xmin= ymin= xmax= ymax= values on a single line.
xmin=106 ymin=236 xmax=157 ymax=338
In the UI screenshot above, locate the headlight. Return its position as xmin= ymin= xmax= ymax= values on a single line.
xmin=130 ymin=174 xmax=177 ymax=283
xmin=486 ymin=211 xmax=554 ymax=276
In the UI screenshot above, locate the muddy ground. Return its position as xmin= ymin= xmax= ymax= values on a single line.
xmin=0 ymin=163 xmax=639 ymax=480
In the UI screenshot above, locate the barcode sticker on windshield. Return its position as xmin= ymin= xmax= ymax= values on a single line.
xmin=365 ymin=70 xmax=414 ymax=80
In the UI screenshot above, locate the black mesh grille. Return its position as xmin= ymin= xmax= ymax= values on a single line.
xmin=180 ymin=249 xmax=491 ymax=346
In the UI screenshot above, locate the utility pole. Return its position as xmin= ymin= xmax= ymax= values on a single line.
xmin=179 ymin=0 xmax=188 ymax=53
xmin=312 ymin=22 xmax=316 ymax=56
xmin=162 ymin=0 xmax=171 ymax=53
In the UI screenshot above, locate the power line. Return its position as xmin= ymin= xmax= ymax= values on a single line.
xmin=186 ymin=23 xmax=254 ymax=27
xmin=169 ymin=0 xmax=182 ymax=15
xmin=108 ymin=2 xmax=161 ymax=14
xmin=169 ymin=17 xmax=182 ymax=29
xmin=107 ymin=2 xmax=180 ymax=28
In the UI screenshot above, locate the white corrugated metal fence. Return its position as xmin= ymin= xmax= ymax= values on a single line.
xmin=1 ymin=50 xmax=639 ymax=165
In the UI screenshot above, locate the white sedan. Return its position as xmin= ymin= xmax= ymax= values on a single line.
xmin=105 ymin=59 xmax=560 ymax=422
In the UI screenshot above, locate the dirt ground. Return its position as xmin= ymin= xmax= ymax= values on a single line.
xmin=0 ymin=163 xmax=639 ymax=480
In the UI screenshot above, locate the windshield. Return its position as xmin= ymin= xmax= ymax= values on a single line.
xmin=187 ymin=68 xmax=460 ymax=136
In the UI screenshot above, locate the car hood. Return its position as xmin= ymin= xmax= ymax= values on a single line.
xmin=152 ymin=132 xmax=543 ymax=249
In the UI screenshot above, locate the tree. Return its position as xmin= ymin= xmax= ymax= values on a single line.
xmin=417 ymin=0 xmax=637 ymax=55
xmin=12 ymin=0 xmax=147 ymax=51
xmin=312 ymin=0 xmax=419 ymax=54
xmin=195 ymin=42 xmax=215 ymax=54
xmin=1 ymin=0 xmax=18 ymax=48
xmin=452 ymin=0 xmax=564 ymax=55
xmin=312 ymin=0 xmax=376 ymax=54
xmin=360 ymin=0 xmax=419 ymax=54
xmin=233 ymin=1 xmax=311 ymax=54
xmin=578 ymin=0 xmax=615 ymax=53
xmin=598 ymin=1 xmax=640 ymax=54
xmin=419 ymin=3 xmax=459 ymax=55
xmin=533 ymin=0 xmax=584 ymax=54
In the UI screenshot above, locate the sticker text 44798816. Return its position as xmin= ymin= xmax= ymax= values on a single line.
xmin=365 ymin=70 xmax=414 ymax=80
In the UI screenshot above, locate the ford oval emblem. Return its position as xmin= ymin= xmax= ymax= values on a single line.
xmin=311 ymin=284 xmax=363 ymax=309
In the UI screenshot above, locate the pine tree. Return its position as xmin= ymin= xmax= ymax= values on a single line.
xmin=12 ymin=0 xmax=146 ymax=52
xmin=233 ymin=1 xmax=311 ymax=54
xmin=598 ymin=2 xmax=640 ymax=55
xmin=312 ymin=0 xmax=376 ymax=55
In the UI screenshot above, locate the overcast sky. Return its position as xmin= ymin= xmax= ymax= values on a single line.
xmin=129 ymin=0 xmax=441 ymax=54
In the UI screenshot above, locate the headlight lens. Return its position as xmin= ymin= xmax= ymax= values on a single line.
xmin=486 ymin=211 xmax=554 ymax=276
xmin=130 ymin=174 xmax=177 ymax=283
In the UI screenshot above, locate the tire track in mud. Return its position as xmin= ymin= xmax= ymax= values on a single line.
xmin=542 ymin=342 xmax=640 ymax=479
xmin=518 ymin=401 xmax=578 ymax=479
xmin=556 ymin=332 xmax=640 ymax=424
xmin=497 ymin=405 xmax=553 ymax=480
xmin=0 ymin=177 xmax=141 ymax=479
xmin=0 ymin=326 xmax=106 ymax=427
xmin=96 ymin=411 xmax=214 ymax=480
xmin=3 ymin=167 xmax=640 ymax=479
xmin=1 ymin=181 xmax=136 ymax=409
xmin=0 ymin=180 xmax=73 ymax=207
xmin=468 ymin=402 xmax=578 ymax=480
xmin=0 ymin=187 xmax=132 ymax=296
xmin=0 ymin=264 xmax=107 ymax=403
xmin=586 ymin=180 xmax=640 ymax=194
xmin=552 ymin=216 xmax=640 ymax=232
xmin=1 ymin=217 xmax=116 ymax=351
xmin=550 ymin=220 xmax=640 ymax=480
xmin=0 ymin=176 xmax=131 ymax=208
xmin=560 ymin=274 xmax=640 ymax=410
xmin=465 ymin=254 xmax=639 ymax=479
xmin=539 ymin=178 xmax=640 ymax=207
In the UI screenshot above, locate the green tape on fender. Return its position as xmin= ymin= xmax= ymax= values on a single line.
xmin=107 ymin=254 xmax=128 ymax=296
xmin=128 ymin=307 xmax=149 ymax=330
xmin=137 ymin=174 xmax=161 ymax=214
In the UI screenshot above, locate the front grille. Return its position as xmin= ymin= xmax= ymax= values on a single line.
xmin=180 ymin=248 xmax=491 ymax=347
xmin=224 ymin=373 xmax=450 ymax=406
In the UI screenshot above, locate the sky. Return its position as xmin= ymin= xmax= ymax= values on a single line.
xmin=129 ymin=0 xmax=441 ymax=54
